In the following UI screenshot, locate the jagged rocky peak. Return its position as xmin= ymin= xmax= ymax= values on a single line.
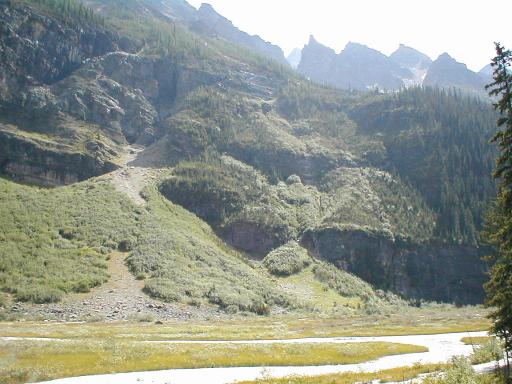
xmin=298 ymin=37 xmax=413 ymax=90
xmin=478 ymin=63 xmax=493 ymax=84
xmin=437 ymin=52 xmax=457 ymax=63
xmin=297 ymin=36 xmax=337 ymax=84
xmin=303 ymin=35 xmax=336 ymax=55
xmin=197 ymin=2 xmax=222 ymax=21
xmin=390 ymin=44 xmax=432 ymax=69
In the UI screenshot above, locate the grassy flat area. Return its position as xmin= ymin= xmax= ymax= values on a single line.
xmin=0 ymin=306 xmax=489 ymax=341
xmin=237 ymin=364 xmax=448 ymax=384
xmin=461 ymin=336 xmax=494 ymax=345
xmin=0 ymin=340 xmax=426 ymax=384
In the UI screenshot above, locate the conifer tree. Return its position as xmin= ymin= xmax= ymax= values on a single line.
xmin=484 ymin=42 xmax=512 ymax=380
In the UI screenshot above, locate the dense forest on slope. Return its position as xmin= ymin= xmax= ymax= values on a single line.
xmin=0 ymin=0 xmax=496 ymax=312
xmin=351 ymin=87 xmax=497 ymax=244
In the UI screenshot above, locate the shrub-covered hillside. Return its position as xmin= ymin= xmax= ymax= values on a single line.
xmin=0 ymin=177 xmax=403 ymax=315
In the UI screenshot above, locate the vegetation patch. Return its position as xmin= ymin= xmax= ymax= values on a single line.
xmin=237 ymin=363 xmax=447 ymax=384
xmin=0 ymin=307 xmax=489 ymax=341
xmin=469 ymin=338 xmax=503 ymax=365
xmin=0 ymin=340 xmax=426 ymax=383
xmin=263 ymin=241 xmax=311 ymax=276
xmin=127 ymin=186 xmax=297 ymax=314
xmin=462 ymin=336 xmax=494 ymax=345
xmin=0 ymin=178 xmax=138 ymax=303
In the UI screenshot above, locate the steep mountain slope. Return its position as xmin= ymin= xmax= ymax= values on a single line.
xmin=101 ymin=0 xmax=288 ymax=65
xmin=0 ymin=0 xmax=496 ymax=316
xmin=193 ymin=3 xmax=288 ymax=65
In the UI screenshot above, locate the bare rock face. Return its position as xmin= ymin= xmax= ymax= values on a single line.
xmin=0 ymin=128 xmax=118 ymax=186
xmin=221 ymin=221 xmax=287 ymax=257
xmin=301 ymin=226 xmax=488 ymax=305
xmin=0 ymin=0 xmax=123 ymax=103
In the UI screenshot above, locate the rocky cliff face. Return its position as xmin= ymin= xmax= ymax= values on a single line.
xmin=0 ymin=128 xmax=118 ymax=186
xmin=0 ymin=1 xmax=128 ymax=184
xmin=0 ymin=1 xmax=224 ymax=184
xmin=143 ymin=0 xmax=197 ymax=23
xmin=301 ymin=226 xmax=488 ymax=305
xmin=0 ymin=0 xmax=127 ymax=103
xmin=297 ymin=36 xmax=337 ymax=85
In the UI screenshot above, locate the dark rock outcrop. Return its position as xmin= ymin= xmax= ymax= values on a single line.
xmin=0 ymin=129 xmax=118 ymax=186
xmin=221 ymin=221 xmax=289 ymax=257
xmin=301 ymin=226 xmax=489 ymax=305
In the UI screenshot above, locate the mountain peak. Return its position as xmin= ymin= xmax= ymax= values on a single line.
xmin=198 ymin=2 xmax=222 ymax=20
xmin=390 ymin=44 xmax=431 ymax=71
xmin=424 ymin=52 xmax=485 ymax=92
xmin=344 ymin=41 xmax=369 ymax=51
xmin=199 ymin=2 xmax=215 ymax=12
xmin=307 ymin=35 xmax=320 ymax=45
xmin=437 ymin=52 xmax=455 ymax=61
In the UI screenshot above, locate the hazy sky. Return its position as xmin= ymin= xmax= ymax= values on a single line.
xmin=187 ymin=0 xmax=512 ymax=72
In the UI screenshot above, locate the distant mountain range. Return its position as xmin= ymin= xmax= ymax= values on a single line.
xmin=294 ymin=37 xmax=492 ymax=94
xmin=136 ymin=1 xmax=492 ymax=94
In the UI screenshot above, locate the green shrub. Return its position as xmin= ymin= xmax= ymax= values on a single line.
xmin=263 ymin=241 xmax=311 ymax=276
xmin=143 ymin=279 xmax=183 ymax=303
xmin=118 ymin=237 xmax=136 ymax=252
xmin=0 ymin=292 xmax=7 ymax=308
xmin=423 ymin=356 xmax=477 ymax=384
xmin=470 ymin=338 xmax=503 ymax=365
xmin=15 ymin=287 xmax=64 ymax=304
xmin=128 ymin=313 xmax=155 ymax=323
xmin=312 ymin=262 xmax=376 ymax=300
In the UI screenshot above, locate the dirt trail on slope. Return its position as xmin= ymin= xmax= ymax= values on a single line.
xmin=109 ymin=145 xmax=166 ymax=205
xmin=11 ymin=147 xmax=225 ymax=321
